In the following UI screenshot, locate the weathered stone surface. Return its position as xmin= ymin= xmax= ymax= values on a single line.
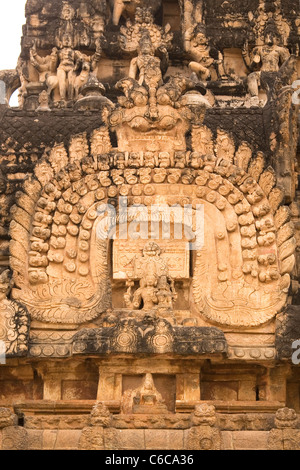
xmin=228 ymin=430 xmax=269 ymax=450
xmin=1 ymin=426 xmax=28 ymax=450
xmin=79 ymin=426 xmax=105 ymax=450
xmin=276 ymin=306 xmax=300 ymax=360
xmin=0 ymin=0 xmax=299 ymax=451
xmin=145 ymin=429 xmax=184 ymax=450
xmin=72 ymin=319 xmax=227 ymax=355
xmin=268 ymin=428 xmax=300 ymax=450
xmin=26 ymin=429 xmax=43 ymax=450
xmin=116 ymin=429 xmax=145 ymax=450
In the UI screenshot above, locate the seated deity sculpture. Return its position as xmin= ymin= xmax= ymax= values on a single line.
xmin=184 ymin=25 xmax=227 ymax=83
xmin=121 ymin=373 xmax=169 ymax=414
xmin=242 ymin=22 xmax=290 ymax=105
xmin=124 ymin=242 xmax=176 ymax=312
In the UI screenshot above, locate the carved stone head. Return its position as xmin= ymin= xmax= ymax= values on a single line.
xmin=191 ymin=24 xmax=208 ymax=47
xmin=264 ymin=20 xmax=281 ymax=45
xmin=90 ymin=402 xmax=112 ymax=427
xmin=138 ymin=33 xmax=154 ymax=55
xmin=61 ymin=2 xmax=75 ymax=21
xmin=61 ymin=33 xmax=73 ymax=48
xmin=191 ymin=403 xmax=217 ymax=426
xmin=0 ymin=408 xmax=16 ymax=429
xmin=0 ymin=270 xmax=12 ymax=301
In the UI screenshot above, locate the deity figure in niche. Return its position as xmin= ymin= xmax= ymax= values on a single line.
xmin=124 ymin=242 xmax=176 ymax=311
xmin=184 ymin=25 xmax=227 ymax=83
xmin=129 ymin=33 xmax=164 ymax=118
xmin=242 ymin=22 xmax=290 ymax=105
xmin=130 ymin=274 xmax=159 ymax=310
xmin=56 ymin=33 xmax=84 ymax=102
xmin=36 ymin=90 xmax=51 ymax=112
xmin=30 ymin=35 xmax=102 ymax=103
xmin=121 ymin=373 xmax=169 ymax=414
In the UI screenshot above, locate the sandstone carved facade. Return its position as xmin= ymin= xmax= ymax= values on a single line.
xmin=0 ymin=0 xmax=299 ymax=450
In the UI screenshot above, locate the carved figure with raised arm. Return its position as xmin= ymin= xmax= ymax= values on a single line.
xmin=242 ymin=22 xmax=290 ymax=105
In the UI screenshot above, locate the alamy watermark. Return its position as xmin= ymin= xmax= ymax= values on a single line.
xmin=292 ymin=80 xmax=300 ymax=105
xmin=292 ymin=340 xmax=300 ymax=365
xmin=95 ymin=197 xmax=204 ymax=250
xmin=0 ymin=340 xmax=6 ymax=365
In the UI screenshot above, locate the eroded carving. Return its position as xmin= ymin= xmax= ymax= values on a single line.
xmin=268 ymin=407 xmax=300 ymax=450
xmin=186 ymin=404 xmax=222 ymax=450
xmin=0 ymin=270 xmax=30 ymax=356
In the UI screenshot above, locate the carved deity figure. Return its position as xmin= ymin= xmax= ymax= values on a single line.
xmin=110 ymin=0 xmax=161 ymax=26
xmin=30 ymin=43 xmax=59 ymax=98
xmin=121 ymin=373 xmax=169 ymax=414
xmin=57 ymin=2 xmax=75 ymax=46
xmin=131 ymin=275 xmax=158 ymax=310
xmin=124 ymin=242 xmax=176 ymax=311
xmin=36 ymin=90 xmax=51 ymax=112
xmin=56 ymin=33 xmax=82 ymax=102
xmin=184 ymin=25 xmax=227 ymax=82
xmin=242 ymin=23 xmax=290 ymax=105
xmin=16 ymin=58 xmax=30 ymax=107
xmin=129 ymin=33 xmax=163 ymax=118
xmin=30 ymin=35 xmax=102 ymax=103
xmin=73 ymin=40 xmax=102 ymax=99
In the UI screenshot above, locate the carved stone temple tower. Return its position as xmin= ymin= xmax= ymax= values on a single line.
xmin=0 ymin=0 xmax=299 ymax=451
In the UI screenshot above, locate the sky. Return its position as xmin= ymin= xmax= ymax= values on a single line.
xmin=0 ymin=1 xmax=26 ymax=105
xmin=0 ymin=1 xmax=26 ymax=70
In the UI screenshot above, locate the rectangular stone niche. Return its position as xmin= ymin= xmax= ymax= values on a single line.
xmin=122 ymin=374 xmax=176 ymax=412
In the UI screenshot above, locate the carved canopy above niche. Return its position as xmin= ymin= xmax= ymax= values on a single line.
xmin=9 ymin=142 xmax=295 ymax=328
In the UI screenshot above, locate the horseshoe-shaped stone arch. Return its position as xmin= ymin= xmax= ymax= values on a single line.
xmin=9 ymin=152 xmax=295 ymax=327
